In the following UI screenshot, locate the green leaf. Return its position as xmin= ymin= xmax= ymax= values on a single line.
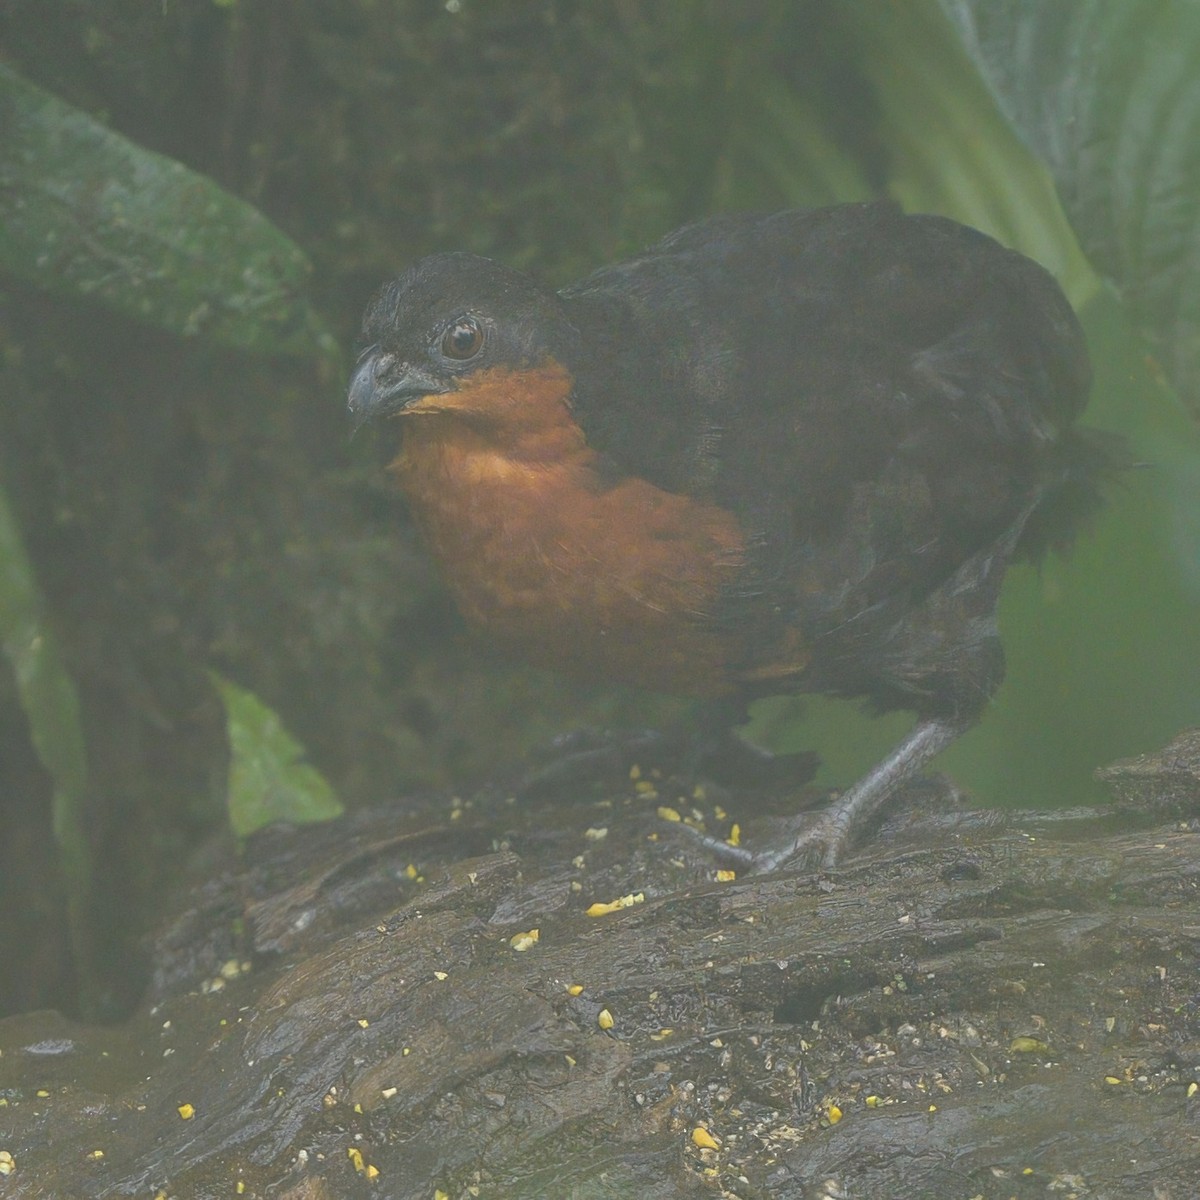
xmin=848 ymin=0 xmax=1097 ymax=308
xmin=0 ymin=64 xmax=335 ymax=359
xmin=712 ymin=71 xmax=873 ymax=211
xmin=941 ymin=0 xmax=1200 ymax=408
xmin=209 ymin=672 xmax=343 ymax=838
xmin=0 ymin=479 xmax=94 ymax=1002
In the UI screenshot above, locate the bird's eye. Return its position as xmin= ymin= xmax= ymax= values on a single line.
xmin=440 ymin=317 xmax=484 ymax=361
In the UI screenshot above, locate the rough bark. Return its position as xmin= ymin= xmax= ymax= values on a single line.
xmin=3 ymin=738 xmax=1199 ymax=1199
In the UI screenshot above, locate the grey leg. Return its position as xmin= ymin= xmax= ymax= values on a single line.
xmin=683 ymin=715 xmax=971 ymax=872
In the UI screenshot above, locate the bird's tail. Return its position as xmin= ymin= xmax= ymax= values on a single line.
xmin=1015 ymin=427 xmax=1131 ymax=562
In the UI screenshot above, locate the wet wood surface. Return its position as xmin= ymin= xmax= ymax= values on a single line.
xmin=3 ymin=740 xmax=1200 ymax=1199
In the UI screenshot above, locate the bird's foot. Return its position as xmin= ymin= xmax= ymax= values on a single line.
xmin=675 ymin=799 xmax=855 ymax=872
xmin=673 ymin=715 xmax=971 ymax=874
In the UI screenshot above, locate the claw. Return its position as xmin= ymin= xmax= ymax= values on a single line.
xmin=674 ymin=715 xmax=970 ymax=872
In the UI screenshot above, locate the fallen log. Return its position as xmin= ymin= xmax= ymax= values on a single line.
xmin=3 ymin=734 xmax=1199 ymax=1199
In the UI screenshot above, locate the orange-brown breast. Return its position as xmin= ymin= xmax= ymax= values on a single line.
xmin=388 ymin=362 xmax=761 ymax=695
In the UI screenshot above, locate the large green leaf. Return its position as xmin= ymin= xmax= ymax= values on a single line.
xmin=849 ymin=0 xmax=1097 ymax=306
xmin=0 ymin=64 xmax=334 ymax=359
xmin=0 ymin=480 xmax=94 ymax=1001
xmin=210 ymin=673 xmax=343 ymax=839
xmin=941 ymin=0 xmax=1200 ymax=409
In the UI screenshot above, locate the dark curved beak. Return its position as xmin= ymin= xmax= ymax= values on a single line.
xmin=347 ymin=352 xmax=451 ymax=431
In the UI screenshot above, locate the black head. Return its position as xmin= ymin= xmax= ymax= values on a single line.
xmin=348 ymin=252 xmax=578 ymax=426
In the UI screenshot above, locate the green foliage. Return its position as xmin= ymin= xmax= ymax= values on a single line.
xmin=674 ymin=2 xmax=1093 ymax=301
xmin=616 ymin=6 xmax=875 ymax=218
xmin=209 ymin=673 xmax=344 ymax=839
xmin=853 ymin=1 xmax=1095 ymax=302
xmin=0 ymin=480 xmax=95 ymax=1004
xmin=0 ymin=63 xmax=334 ymax=360
xmin=943 ymin=0 xmax=1200 ymax=408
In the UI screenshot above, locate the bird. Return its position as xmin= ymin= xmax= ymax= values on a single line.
xmin=348 ymin=201 xmax=1113 ymax=870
